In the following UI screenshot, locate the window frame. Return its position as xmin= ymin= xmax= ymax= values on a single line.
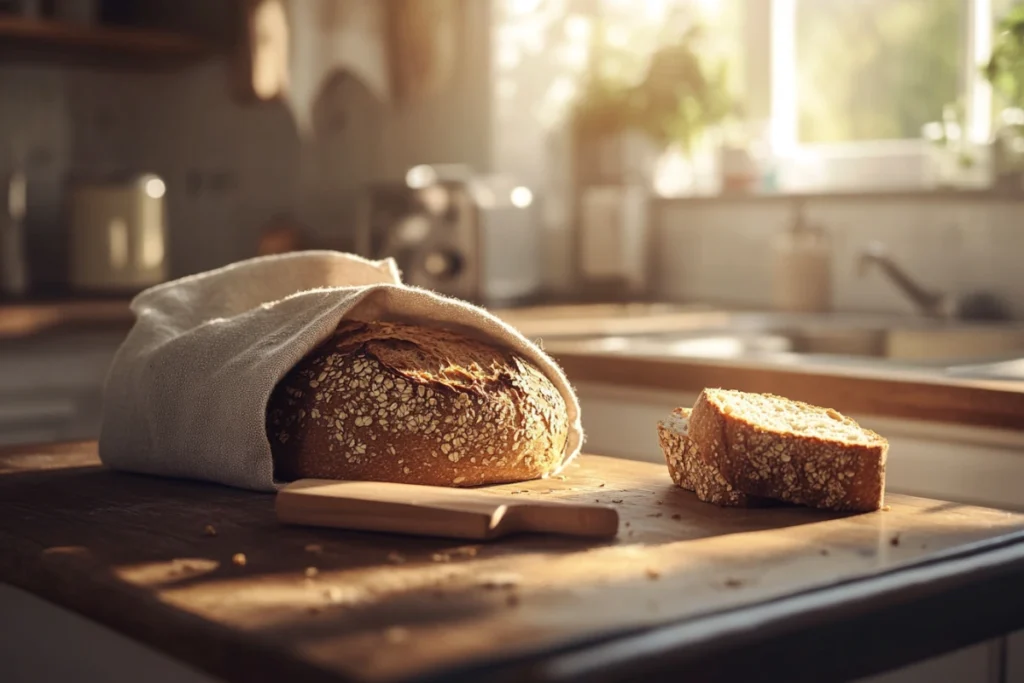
xmin=758 ymin=0 xmax=996 ymax=192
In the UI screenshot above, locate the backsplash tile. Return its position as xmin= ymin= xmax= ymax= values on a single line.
xmin=655 ymin=198 xmax=1023 ymax=317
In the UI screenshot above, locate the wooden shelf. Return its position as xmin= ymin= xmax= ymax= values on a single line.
xmin=0 ymin=15 xmax=209 ymax=63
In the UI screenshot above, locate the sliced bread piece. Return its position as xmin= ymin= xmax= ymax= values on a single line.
xmin=657 ymin=407 xmax=765 ymax=507
xmin=688 ymin=388 xmax=888 ymax=512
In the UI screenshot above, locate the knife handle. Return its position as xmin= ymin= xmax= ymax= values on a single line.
xmin=496 ymin=503 xmax=619 ymax=539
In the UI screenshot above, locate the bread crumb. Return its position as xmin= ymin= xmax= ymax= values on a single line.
xmin=384 ymin=626 xmax=410 ymax=644
xmin=671 ymin=514 xmax=682 ymax=520
xmin=820 ymin=549 xmax=830 ymax=556
xmin=611 ymin=499 xmax=623 ymax=504
xmin=305 ymin=544 xmax=323 ymax=554
xmin=451 ymin=546 xmax=479 ymax=558
xmin=324 ymin=586 xmax=343 ymax=602
xmin=304 ymin=566 xmax=319 ymax=578
xmin=387 ymin=551 xmax=406 ymax=564
xmin=624 ymin=521 xmax=630 ymax=527
xmin=432 ymin=552 xmax=451 ymax=563
xmin=307 ymin=605 xmax=323 ymax=615
xmin=203 ymin=524 xmax=217 ymax=537
xmin=556 ymin=475 xmax=567 ymax=481
xmin=598 ymin=482 xmax=606 ymax=487
xmin=647 ymin=513 xmax=663 ymax=518
xmin=231 ymin=553 xmax=246 ymax=567
xmin=881 ymin=505 xmax=892 ymax=512
xmin=478 ymin=572 xmax=521 ymax=589
xmin=645 ymin=568 xmax=660 ymax=580
xmin=724 ymin=578 xmax=743 ymax=588
xmin=506 ymin=593 xmax=520 ymax=607
xmin=890 ymin=534 xmax=900 ymax=547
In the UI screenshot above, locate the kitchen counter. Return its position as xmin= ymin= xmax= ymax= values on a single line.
xmin=0 ymin=298 xmax=133 ymax=340
xmin=493 ymin=304 xmax=1024 ymax=433
xmin=545 ymin=344 xmax=1024 ymax=431
xmin=4 ymin=441 xmax=1024 ymax=683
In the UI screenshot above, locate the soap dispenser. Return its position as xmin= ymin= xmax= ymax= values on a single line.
xmin=771 ymin=203 xmax=832 ymax=312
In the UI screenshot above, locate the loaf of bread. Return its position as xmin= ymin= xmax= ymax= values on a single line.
xmin=663 ymin=389 xmax=888 ymax=512
xmin=657 ymin=407 xmax=765 ymax=507
xmin=266 ymin=320 xmax=570 ymax=487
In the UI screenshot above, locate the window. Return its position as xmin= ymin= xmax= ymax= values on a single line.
xmin=493 ymin=0 xmax=1020 ymax=194
xmin=794 ymin=0 xmax=966 ymax=144
xmin=768 ymin=0 xmax=1008 ymax=191
xmin=492 ymin=0 xmax=742 ymax=182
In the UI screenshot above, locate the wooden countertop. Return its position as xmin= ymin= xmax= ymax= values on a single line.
xmin=0 ymin=298 xmax=133 ymax=340
xmin=4 ymin=441 xmax=1024 ymax=683
xmin=549 ymin=348 xmax=1024 ymax=431
xmin=494 ymin=304 xmax=1024 ymax=433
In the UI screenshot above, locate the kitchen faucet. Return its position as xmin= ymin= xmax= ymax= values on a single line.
xmin=856 ymin=241 xmax=954 ymax=319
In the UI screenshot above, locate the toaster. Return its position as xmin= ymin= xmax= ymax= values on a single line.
xmin=355 ymin=165 xmax=542 ymax=307
xmin=68 ymin=174 xmax=169 ymax=293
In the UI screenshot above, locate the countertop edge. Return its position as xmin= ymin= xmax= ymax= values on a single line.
xmin=435 ymin=532 xmax=1024 ymax=683
xmin=551 ymin=350 xmax=1024 ymax=432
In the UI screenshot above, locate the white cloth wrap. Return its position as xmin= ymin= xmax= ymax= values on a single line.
xmin=98 ymin=251 xmax=583 ymax=491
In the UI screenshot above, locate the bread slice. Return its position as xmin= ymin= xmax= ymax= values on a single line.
xmin=688 ymin=388 xmax=888 ymax=512
xmin=657 ymin=407 xmax=766 ymax=507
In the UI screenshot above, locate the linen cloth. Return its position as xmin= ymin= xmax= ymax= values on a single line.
xmin=99 ymin=251 xmax=583 ymax=491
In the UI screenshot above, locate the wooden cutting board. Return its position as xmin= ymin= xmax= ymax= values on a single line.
xmin=2 ymin=442 xmax=1024 ymax=683
xmin=276 ymin=478 xmax=620 ymax=539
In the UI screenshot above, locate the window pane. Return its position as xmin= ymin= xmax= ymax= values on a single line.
xmin=796 ymin=0 xmax=965 ymax=144
xmin=493 ymin=0 xmax=743 ymax=179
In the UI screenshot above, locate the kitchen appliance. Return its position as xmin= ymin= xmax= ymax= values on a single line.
xmin=68 ymin=174 xmax=168 ymax=293
xmin=355 ymin=165 xmax=542 ymax=307
xmin=276 ymin=478 xmax=619 ymax=540
xmin=0 ymin=161 xmax=29 ymax=298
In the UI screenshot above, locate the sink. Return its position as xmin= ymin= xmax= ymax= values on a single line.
xmin=541 ymin=312 xmax=1024 ymax=368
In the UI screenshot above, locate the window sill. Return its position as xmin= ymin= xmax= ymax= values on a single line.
xmin=653 ymin=139 xmax=1023 ymax=203
xmin=651 ymin=186 xmax=1024 ymax=206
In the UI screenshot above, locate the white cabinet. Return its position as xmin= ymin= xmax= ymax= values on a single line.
xmin=1008 ymin=631 xmax=1024 ymax=683
xmin=0 ymin=584 xmax=217 ymax=683
xmin=855 ymin=642 xmax=1002 ymax=683
xmin=0 ymin=330 xmax=124 ymax=446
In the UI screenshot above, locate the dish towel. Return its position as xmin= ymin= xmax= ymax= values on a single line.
xmin=98 ymin=251 xmax=584 ymax=492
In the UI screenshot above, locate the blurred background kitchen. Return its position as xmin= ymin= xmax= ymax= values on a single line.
xmin=2 ymin=0 xmax=1024 ymax=447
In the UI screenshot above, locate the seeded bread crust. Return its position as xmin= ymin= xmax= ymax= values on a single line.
xmin=687 ymin=388 xmax=888 ymax=512
xmin=267 ymin=320 xmax=570 ymax=487
xmin=657 ymin=407 xmax=766 ymax=507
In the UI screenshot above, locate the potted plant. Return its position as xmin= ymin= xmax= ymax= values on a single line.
xmin=983 ymin=4 xmax=1024 ymax=188
xmin=569 ymin=19 xmax=735 ymax=188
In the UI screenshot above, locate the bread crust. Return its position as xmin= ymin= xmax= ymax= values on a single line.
xmin=688 ymin=389 xmax=887 ymax=512
xmin=267 ymin=320 xmax=569 ymax=487
xmin=658 ymin=407 xmax=767 ymax=507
